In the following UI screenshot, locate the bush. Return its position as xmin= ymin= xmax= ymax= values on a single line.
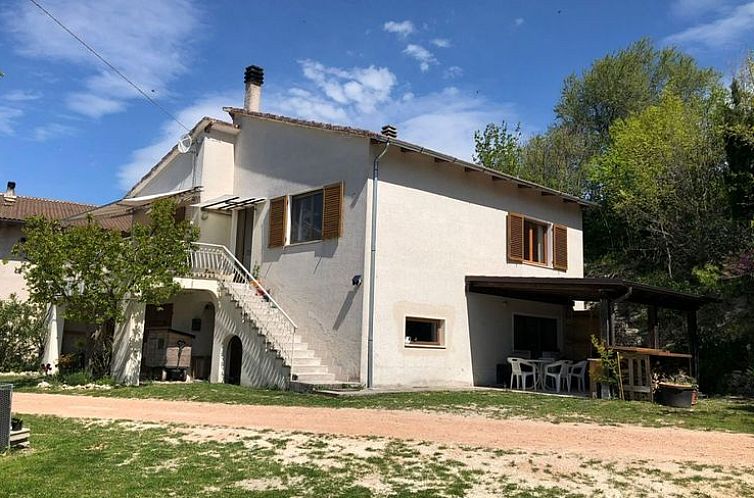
xmin=0 ymin=295 xmax=47 ymax=371
xmin=58 ymin=370 xmax=92 ymax=386
xmin=725 ymin=368 xmax=754 ymax=396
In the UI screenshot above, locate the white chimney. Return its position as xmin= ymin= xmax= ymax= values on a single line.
xmin=3 ymin=181 xmax=16 ymax=204
xmin=244 ymin=65 xmax=264 ymax=112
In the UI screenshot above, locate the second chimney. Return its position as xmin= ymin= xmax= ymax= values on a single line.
xmin=244 ymin=65 xmax=264 ymax=112
xmin=3 ymin=181 xmax=17 ymax=204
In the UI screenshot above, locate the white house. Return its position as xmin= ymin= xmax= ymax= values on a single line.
xmin=39 ymin=66 xmax=707 ymax=389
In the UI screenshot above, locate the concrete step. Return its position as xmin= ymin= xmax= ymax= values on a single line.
xmin=292 ymin=364 xmax=330 ymax=375
xmin=291 ymin=348 xmax=316 ymax=359
xmin=290 ymin=357 xmax=321 ymax=367
xmin=292 ymin=372 xmax=337 ymax=384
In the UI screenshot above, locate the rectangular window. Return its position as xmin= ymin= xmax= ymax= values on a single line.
xmin=513 ymin=314 xmax=558 ymax=357
xmin=523 ymin=219 xmax=549 ymax=264
xmin=405 ymin=317 xmax=445 ymax=347
xmin=290 ymin=190 xmax=324 ymax=244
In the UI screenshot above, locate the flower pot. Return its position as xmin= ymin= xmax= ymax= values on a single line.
xmin=656 ymin=383 xmax=695 ymax=408
xmin=11 ymin=417 xmax=23 ymax=431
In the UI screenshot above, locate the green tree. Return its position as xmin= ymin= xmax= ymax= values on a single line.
xmin=473 ymin=121 xmax=522 ymax=175
xmin=0 ymin=294 xmax=47 ymax=371
xmin=15 ymin=199 xmax=198 ymax=377
xmin=723 ymin=52 xmax=754 ymax=221
xmin=556 ymin=38 xmax=720 ymax=152
xmin=589 ymin=91 xmax=729 ymax=281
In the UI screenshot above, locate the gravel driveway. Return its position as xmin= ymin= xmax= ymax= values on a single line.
xmin=13 ymin=392 xmax=754 ymax=466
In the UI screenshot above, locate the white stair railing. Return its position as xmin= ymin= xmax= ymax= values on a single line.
xmin=189 ymin=242 xmax=297 ymax=373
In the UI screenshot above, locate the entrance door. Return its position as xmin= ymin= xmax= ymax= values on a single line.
xmin=235 ymin=207 xmax=254 ymax=271
xmin=225 ymin=336 xmax=242 ymax=385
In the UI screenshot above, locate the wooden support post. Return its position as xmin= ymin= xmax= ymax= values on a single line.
xmin=687 ymin=309 xmax=700 ymax=381
xmin=599 ymin=298 xmax=613 ymax=346
xmin=648 ymin=305 xmax=659 ymax=349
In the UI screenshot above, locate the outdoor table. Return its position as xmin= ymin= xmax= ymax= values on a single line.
xmin=527 ymin=359 xmax=552 ymax=390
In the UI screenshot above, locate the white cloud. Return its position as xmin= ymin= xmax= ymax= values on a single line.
xmin=0 ymin=107 xmax=23 ymax=135
xmin=514 ymin=18 xmax=525 ymax=26
xmin=298 ymin=60 xmax=396 ymax=114
xmin=665 ymin=1 xmax=754 ymax=48
xmin=116 ymin=92 xmax=238 ymax=190
xmin=670 ymin=0 xmax=730 ymax=20
xmin=403 ymin=44 xmax=437 ymax=72
xmin=66 ymin=93 xmax=125 ymax=118
xmin=3 ymin=0 xmax=201 ymax=118
xmin=2 ymin=90 xmax=42 ymax=102
xmin=443 ymin=66 xmax=464 ymax=79
xmin=32 ymin=123 xmax=74 ymax=142
xmin=431 ymin=38 xmax=451 ymax=48
xmin=383 ymin=20 xmax=415 ymax=38
xmin=267 ymin=61 xmax=517 ymax=162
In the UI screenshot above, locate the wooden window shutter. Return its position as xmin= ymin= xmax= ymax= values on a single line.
xmin=322 ymin=182 xmax=344 ymax=240
xmin=268 ymin=196 xmax=287 ymax=248
xmin=553 ymin=224 xmax=568 ymax=271
xmin=507 ymin=212 xmax=524 ymax=263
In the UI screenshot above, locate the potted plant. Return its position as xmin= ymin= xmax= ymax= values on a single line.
xmin=590 ymin=335 xmax=619 ymax=399
xmin=655 ymin=371 xmax=698 ymax=408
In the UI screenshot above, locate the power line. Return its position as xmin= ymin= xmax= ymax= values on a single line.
xmin=27 ymin=0 xmax=191 ymax=132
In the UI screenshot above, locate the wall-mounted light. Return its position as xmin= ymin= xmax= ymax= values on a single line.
xmin=352 ymin=275 xmax=363 ymax=287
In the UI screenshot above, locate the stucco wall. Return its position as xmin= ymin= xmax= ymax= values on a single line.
xmin=0 ymin=222 xmax=27 ymax=300
xmin=368 ymin=146 xmax=584 ymax=387
xmin=136 ymin=149 xmax=197 ymax=197
xmin=232 ymin=116 xmax=371 ymax=381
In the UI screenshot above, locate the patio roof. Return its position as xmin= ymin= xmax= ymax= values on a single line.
xmin=465 ymin=276 xmax=715 ymax=311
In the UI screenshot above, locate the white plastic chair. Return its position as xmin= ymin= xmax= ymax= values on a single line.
xmin=508 ymin=357 xmax=536 ymax=390
xmin=543 ymin=360 xmax=570 ymax=393
xmin=567 ymin=360 xmax=588 ymax=392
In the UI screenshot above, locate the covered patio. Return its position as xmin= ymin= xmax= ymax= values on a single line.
xmin=465 ymin=276 xmax=714 ymax=399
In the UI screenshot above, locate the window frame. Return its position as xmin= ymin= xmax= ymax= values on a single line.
xmin=521 ymin=216 xmax=552 ymax=267
xmin=404 ymin=316 xmax=446 ymax=349
xmin=288 ymin=188 xmax=325 ymax=245
xmin=511 ymin=312 xmax=560 ymax=356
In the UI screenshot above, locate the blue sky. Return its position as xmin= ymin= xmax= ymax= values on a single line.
xmin=0 ymin=0 xmax=752 ymax=204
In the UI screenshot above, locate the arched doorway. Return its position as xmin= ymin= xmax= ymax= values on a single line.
xmin=225 ymin=336 xmax=242 ymax=385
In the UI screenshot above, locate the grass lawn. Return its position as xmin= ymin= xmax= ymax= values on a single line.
xmin=2 ymin=415 xmax=753 ymax=498
xmin=4 ymin=374 xmax=754 ymax=434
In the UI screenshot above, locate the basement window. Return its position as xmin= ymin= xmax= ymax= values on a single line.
xmin=405 ymin=317 xmax=445 ymax=348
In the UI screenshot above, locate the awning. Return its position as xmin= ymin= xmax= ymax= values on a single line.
xmin=465 ymin=276 xmax=716 ymax=311
xmin=67 ymin=187 xmax=200 ymax=221
xmin=191 ymin=194 xmax=266 ymax=211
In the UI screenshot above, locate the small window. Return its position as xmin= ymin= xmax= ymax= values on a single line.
xmin=290 ymin=190 xmax=323 ymax=244
xmin=405 ymin=317 xmax=445 ymax=347
xmin=523 ymin=219 xmax=549 ymax=264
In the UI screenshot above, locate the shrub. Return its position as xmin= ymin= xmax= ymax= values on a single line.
xmin=0 ymin=295 xmax=47 ymax=371
xmin=58 ymin=370 xmax=92 ymax=386
xmin=725 ymin=368 xmax=754 ymax=396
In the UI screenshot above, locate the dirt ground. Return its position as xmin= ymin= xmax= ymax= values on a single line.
xmin=13 ymin=392 xmax=754 ymax=468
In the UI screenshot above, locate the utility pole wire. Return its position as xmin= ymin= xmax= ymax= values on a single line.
xmin=27 ymin=0 xmax=191 ymax=132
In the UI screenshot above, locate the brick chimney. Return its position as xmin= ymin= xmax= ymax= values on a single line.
xmin=244 ymin=65 xmax=264 ymax=112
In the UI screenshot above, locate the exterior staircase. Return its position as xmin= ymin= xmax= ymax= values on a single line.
xmin=190 ymin=242 xmax=337 ymax=385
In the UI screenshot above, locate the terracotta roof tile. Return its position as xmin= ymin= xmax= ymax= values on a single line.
xmin=0 ymin=195 xmax=131 ymax=232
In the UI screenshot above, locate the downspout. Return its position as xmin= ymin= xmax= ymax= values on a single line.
xmin=367 ymin=140 xmax=391 ymax=389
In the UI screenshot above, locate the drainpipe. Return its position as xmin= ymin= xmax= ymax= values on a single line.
xmin=367 ymin=140 xmax=391 ymax=388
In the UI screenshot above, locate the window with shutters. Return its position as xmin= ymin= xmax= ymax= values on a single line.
xmin=276 ymin=182 xmax=343 ymax=246
xmin=507 ymin=213 xmax=567 ymax=271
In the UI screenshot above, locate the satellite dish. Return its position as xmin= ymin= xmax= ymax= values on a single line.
xmin=177 ymin=134 xmax=192 ymax=153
